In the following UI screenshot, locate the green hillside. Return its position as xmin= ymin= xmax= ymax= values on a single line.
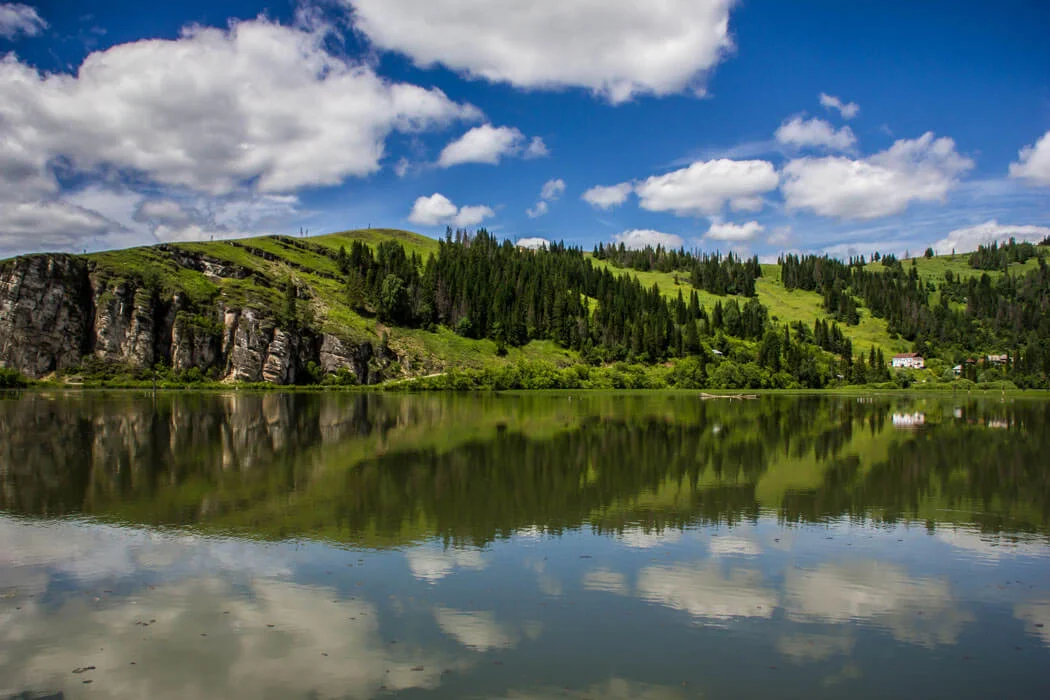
xmin=83 ymin=229 xmax=573 ymax=377
xmin=4 ymin=226 xmax=1046 ymax=389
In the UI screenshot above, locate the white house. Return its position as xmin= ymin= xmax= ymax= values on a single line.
xmin=892 ymin=412 xmax=926 ymax=428
xmin=892 ymin=353 xmax=925 ymax=369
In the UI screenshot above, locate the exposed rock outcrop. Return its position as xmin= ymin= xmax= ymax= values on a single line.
xmin=0 ymin=255 xmax=93 ymax=376
xmin=0 ymin=253 xmax=395 ymax=385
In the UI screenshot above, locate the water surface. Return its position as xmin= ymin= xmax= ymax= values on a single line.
xmin=1 ymin=392 xmax=1049 ymax=699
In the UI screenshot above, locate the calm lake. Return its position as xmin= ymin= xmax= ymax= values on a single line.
xmin=1 ymin=391 xmax=1049 ymax=699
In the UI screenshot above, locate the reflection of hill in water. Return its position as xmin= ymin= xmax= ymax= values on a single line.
xmin=1 ymin=392 xmax=1048 ymax=544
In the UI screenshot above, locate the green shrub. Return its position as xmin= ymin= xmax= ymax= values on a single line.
xmin=0 ymin=368 xmax=28 ymax=388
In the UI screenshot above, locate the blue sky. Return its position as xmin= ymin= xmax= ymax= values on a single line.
xmin=0 ymin=0 xmax=1048 ymax=259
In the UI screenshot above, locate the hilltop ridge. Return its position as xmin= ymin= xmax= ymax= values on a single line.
xmin=0 ymin=228 xmax=1046 ymax=388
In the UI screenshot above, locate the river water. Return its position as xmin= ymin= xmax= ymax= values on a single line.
xmin=1 ymin=391 xmax=1048 ymax=698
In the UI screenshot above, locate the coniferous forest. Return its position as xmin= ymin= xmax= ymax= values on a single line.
xmin=3 ymin=227 xmax=1049 ymax=391
xmin=327 ymin=229 xmax=1050 ymax=391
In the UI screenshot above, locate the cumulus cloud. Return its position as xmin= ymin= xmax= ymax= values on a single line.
xmin=0 ymin=16 xmax=481 ymax=255
xmin=345 ymin=0 xmax=736 ymax=103
xmin=636 ymin=159 xmax=778 ymax=216
xmin=136 ymin=199 xmax=195 ymax=227
xmin=781 ymin=132 xmax=974 ymax=220
xmin=438 ymin=124 xmax=544 ymax=167
xmin=582 ymin=568 xmax=629 ymax=595
xmin=819 ymin=92 xmax=859 ymax=119
xmin=526 ymin=201 xmax=549 ymax=218
xmin=433 ymin=608 xmax=516 ymax=651
xmin=707 ymin=534 xmax=761 ymax=555
xmin=0 ymin=18 xmax=478 ymax=195
xmin=775 ymin=116 xmax=856 ymax=151
xmin=636 ymin=563 xmax=777 ymax=622
xmin=612 ymin=229 xmax=685 ymax=250
xmin=0 ymin=2 xmax=46 ymax=38
xmin=582 ymin=182 xmax=633 ymax=210
xmin=620 ymin=528 xmax=682 ymax=549
xmin=1008 ymin=131 xmax=1050 ymax=187
xmin=540 ymin=178 xmax=566 ymax=201
xmin=932 ymin=220 xmax=1050 ymax=254
xmin=408 ymin=193 xmax=494 ymax=228
xmin=527 ymin=178 xmax=566 ymax=218
xmin=404 ymin=544 xmax=487 ymax=582
xmin=705 ymin=220 xmax=764 ymax=242
xmin=783 ymin=561 xmax=974 ymax=647
xmin=525 ymin=136 xmax=550 ymax=159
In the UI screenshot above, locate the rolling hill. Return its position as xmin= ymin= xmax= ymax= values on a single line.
xmin=0 ymin=226 xmax=1044 ymax=386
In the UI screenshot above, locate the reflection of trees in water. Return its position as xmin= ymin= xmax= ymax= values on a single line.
xmin=1 ymin=394 xmax=1048 ymax=542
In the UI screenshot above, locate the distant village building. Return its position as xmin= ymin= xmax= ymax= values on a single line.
xmin=891 ymin=353 xmax=925 ymax=369
xmin=952 ymin=364 xmax=963 ymax=376
xmin=892 ymin=412 xmax=926 ymax=428
xmin=986 ymin=353 xmax=1009 ymax=365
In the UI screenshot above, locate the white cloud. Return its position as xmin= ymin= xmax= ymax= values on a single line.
xmin=582 ymin=568 xmax=628 ymax=595
xmin=819 ymin=92 xmax=859 ymax=119
xmin=0 ymin=2 xmax=46 ymax=39
xmin=437 ymin=124 xmax=537 ymax=167
xmin=454 ymin=204 xmax=495 ymax=226
xmin=707 ymin=534 xmax=761 ymax=556
xmin=525 ymin=137 xmax=550 ymax=159
xmin=346 ymin=0 xmax=736 ymax=103
xmin=408 ymin=193 xmax=458 ymax=225
xmin=526 ymin=200 xmax=549 ymax=218
xmin=783 ymin=561 xmax=974 ymax=647
xmin=0 ymin=201 xmax=112 ymax=256
xmin=612 ymin=229 xmax=685 ymax=250
xmin=620 ymin=528 xmax=682 ymax=549
xmin=136 ymin=199 xmax=195 ymax=227
xmin=1009 ymin=131 xmax=1050 ymax=187
xmin=636 ymin=159 xmax=779 ymax=216
xmin=433 ymin=608 xmax=516 ymax=651
xmin=636 ymin=563 xmax=777 ymax=622
xmin=705 ymin=220 xmax=764 ymax=242
xmin=408 ymin=193 xmax=494 ymax=228
xmin=0 ymin=16 xmax=481 ymax=255
xmin=0 ymin=19 xmax=479 ymax=196
xmin=404 ymin=544 xmax=487 ymax=582
xmin=775 ymin=116 xmax=856 ymax=151
xmin=526 ymin=178 xmax=566 ymax=218
xmin=540 ymin=178 xmax=566 ymax=201
xmin=582 ymin=182 xmax=633 ymax=210
xmin=781 ymin=133 xmax=974 ymax=220
xmin=932 ymin=220 xmax=1050 ymax=254
xmin=516 ymin=237 xmax=550 ymax=249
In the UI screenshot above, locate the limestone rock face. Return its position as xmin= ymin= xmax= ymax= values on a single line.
xmin=171 ymin=311 xmax=220 ymax=373
xmin=92 ymin=282 xmax=156 ymax=368
xmin=320 ymin=333 xmax=376 ymax=384
xmin=224 ymin=308 xmax=271 ymax=383
xmin=262 ymin=327 xmax=297 ymax=384
xmin=0 ymin=253 xmax=401 ymax=385
xmin=0 ymin=255 xmax=92 ymax=377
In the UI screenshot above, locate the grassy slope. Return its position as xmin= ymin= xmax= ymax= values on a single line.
xmin=593 ymin=248 xmax=1050 ymax=358
xmin=46 ymin=229 xmax=1049 ymax=377
xmin=81 ymin=228 xmax=576 ymax=377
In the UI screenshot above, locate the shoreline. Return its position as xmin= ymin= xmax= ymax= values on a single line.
xmin=2 ymin=384 xmax=1046 ymax=397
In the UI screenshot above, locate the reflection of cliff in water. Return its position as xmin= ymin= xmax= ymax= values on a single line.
xmin=0 ymin=392 xmax=1047 ymax=544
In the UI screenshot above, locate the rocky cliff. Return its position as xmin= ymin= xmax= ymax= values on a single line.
xmin=0 ymin=242 xmax=399 ymax=385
